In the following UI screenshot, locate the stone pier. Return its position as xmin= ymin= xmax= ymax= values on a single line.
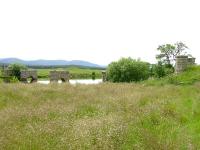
xmin=175 ymin=55 xmax=196 ymax=73
xmin=20 ymin=70 xmax=38 ymax=83
xmin=49 ymin=71 xmax=70 ymax=83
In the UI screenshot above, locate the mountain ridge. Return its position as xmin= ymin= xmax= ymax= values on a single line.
xmin=0 ymin=58 xmax=104 ymax=68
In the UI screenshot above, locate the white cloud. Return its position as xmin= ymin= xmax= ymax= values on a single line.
xmin=0 ymin=0 xmax=200 ymax=65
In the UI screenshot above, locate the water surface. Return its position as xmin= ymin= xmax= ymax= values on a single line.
xmin=38 ymin=79 xmax=102 ymax=85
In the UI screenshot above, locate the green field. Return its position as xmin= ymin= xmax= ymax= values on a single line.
xmin=1 ymin=66 xmax=200 ymax=149
xmin=37 ymin=67 xmax=103 ymax=79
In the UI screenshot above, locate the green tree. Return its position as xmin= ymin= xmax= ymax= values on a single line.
xmin=156 ymin=42 xmax=188 ymax=65
xmin=106 ymin=57 xmax=150 ymax=82
xmin=8 ymin=63 xmax=27 ymax=80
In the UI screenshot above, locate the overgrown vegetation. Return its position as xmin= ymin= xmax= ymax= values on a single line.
xmin=150 ymin=41 xmax=190 ymax=79
xmin=0 ymin=64 xmax=27 ymax=83
xmin=1 ymin=69 xmax=200 ymax=149
xmin=106 ymin=58 xmax=150 ymax=82
xmin=7 ymin=63 xmax=27 ymax=80
xmin=151 ymin=62 xmax=174 ymax=78
xmin=144 ymin=65 xmax=200 ymax=86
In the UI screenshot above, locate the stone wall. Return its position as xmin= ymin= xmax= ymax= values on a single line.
xmin=188 ymin=57 xmax=196 ymax=66
xmin=175 ymin=56 xmax=196 ymax=73
xmin=20 ymin=70 xmax=38 ymax=83
xmin=49 ymin=71 xmax=70 ymax=82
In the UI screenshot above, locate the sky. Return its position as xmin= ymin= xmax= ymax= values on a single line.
xmin=0 ymin=0 xmax=200 ymax=65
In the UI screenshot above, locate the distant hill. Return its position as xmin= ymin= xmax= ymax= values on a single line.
xmin=0 ymin=58 xmax=103 ymax=68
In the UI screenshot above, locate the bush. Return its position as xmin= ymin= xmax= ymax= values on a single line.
xmin=106 ymin=57 xmax=150 ymax=82
xmin=153 ymin=62 xmax=174 ymax=78
xmin=153 ymin=61 xmax=166 ymax=78
xmin=8 ymin=63 xmax=27 ymax=80
xmin=92 ymin=72 xmax=96 ymax=80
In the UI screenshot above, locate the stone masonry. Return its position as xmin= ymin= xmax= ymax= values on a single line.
xmin=49 ymin=71 xmax=70 ymax=83
xmin=20 ymin=70 xmax=38 ymax=83
xmin=175 ymin=55 xmax=196 ymax=73
xmin=2 ymin=69 xmax=38 ymax=83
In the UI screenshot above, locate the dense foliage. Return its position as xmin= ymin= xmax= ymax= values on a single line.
xmin=152 ymin=62 xmax=174 ymax=78
xmin=106 ymin=58 xmax=150 ymax=82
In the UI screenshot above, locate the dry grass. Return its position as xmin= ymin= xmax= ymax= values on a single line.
xmin=1 ymin=82 xmax=200 ymax=149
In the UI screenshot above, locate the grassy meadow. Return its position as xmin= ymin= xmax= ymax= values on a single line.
xmin=1 ymin=66 xmax=200 ymax=149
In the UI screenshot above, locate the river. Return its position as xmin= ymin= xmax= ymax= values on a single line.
xmin=37 ymin=79 xmax=103 ymax=85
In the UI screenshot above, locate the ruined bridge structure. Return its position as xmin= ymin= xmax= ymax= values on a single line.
xmin=2 ymin=69 xmax=38 ymax=83
xmin=2 ymin=69 xmax=70 ymax=83
xmin=49 ymin=71 xmax=70 ymax=83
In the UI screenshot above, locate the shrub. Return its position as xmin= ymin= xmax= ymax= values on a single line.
xmin=153 ymin=61 xmax=166 ymax=78
xmin=106 ymin=57 xmax=150 ymax=82
xmin=92 ymin=72 xmax=96 ymax=80
xmin=153 ymin=62 xmax=174 ymax=78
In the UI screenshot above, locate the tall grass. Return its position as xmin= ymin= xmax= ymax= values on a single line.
xmin=1 ymin=82 xmax=200 ymax=149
